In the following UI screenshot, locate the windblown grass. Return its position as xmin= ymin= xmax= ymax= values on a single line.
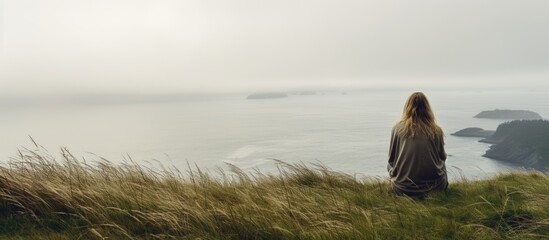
xmin=0 ymin=145 xmax=548 ymax=239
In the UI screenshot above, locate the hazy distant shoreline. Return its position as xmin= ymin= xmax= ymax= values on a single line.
xmin=2 ymin=90 xmax=546 ymax=181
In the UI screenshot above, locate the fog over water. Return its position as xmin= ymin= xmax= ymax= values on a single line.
xmin=1 ymin=1 xmax=549 ymax=179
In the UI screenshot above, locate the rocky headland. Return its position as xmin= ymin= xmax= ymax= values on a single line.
xmin=474 ymin=109 xmax=542 ymax=120
xmin=481 ymin=120 xmax=549 ymax=170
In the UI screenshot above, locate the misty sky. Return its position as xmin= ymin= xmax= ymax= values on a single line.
xmin=1 ymin=0 xmax=549 ymax=95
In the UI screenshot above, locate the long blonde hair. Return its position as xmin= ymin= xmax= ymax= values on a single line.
xmin=399 ymin=92 xmax=442 ymax=139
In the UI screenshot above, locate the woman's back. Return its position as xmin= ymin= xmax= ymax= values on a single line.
xmin=388 ymin=123 xmax=447 ymax=195
xmin=388 ymin=92 xmax=448 ymax=198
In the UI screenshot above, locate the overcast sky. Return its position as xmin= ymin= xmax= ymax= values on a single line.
xmin=1 ymin=0 xmax=549 ymax=95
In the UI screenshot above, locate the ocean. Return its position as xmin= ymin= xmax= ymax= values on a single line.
xmin=1 ymin=89 xmax=547 ymax=181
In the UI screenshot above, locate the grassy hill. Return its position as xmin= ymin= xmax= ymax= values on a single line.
xmin=0 ymin=147 xmax=548 ymax=239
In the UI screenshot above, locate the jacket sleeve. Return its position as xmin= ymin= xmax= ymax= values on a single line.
xmin=438 ymin=134 xmax=447 ymax=161
xmin=388 ymin=128 xmax=399 ymax=169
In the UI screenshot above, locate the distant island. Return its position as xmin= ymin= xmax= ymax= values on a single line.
xmin=451 ymin=127 xmax=495 ymax=138
xmin=289 ymin=91 xmax=316 ymax=95
xmin=246 ymin=92 xmax=288 ymax=100
xmin=474 ymin=109 xmax=542 ymax=120
xmin=481 ymin=120 xmax=549 ymax=170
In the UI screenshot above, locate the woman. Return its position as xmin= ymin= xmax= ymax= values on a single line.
xmin=388 ymin=92 xmax=447 ymax=198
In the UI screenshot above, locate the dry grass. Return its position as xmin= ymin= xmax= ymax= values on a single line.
xmin=0 ymin=145 xmax=548 ymax=239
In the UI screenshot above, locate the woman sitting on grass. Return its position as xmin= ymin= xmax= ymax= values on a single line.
xmin=388 ymin=92 xmax=447 ymax=198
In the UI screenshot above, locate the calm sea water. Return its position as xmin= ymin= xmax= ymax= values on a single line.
xmin=1 ymin=90 xmax=547 ymax=181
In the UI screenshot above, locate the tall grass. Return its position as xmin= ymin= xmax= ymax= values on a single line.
xmin=0 ymin=145 xmax=548 ymax=239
